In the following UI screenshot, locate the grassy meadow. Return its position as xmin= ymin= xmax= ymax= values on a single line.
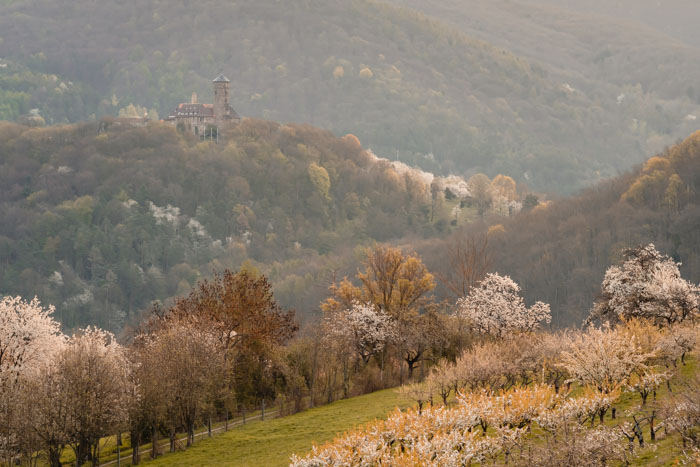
xmin=141 ymin=388 xmax=413 ymax=467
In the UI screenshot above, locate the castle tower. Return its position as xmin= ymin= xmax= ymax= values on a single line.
xmin=213 ymin=73 xmax=231 ymax=127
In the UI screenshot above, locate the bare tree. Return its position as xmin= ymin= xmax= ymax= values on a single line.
xmin=437 ymin=232 xmax=492 ymax=299
xmin=144 ymin=317 xmax=226 ymax=449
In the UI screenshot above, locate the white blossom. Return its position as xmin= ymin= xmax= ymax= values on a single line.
xmin=187 ymin=218 xmax=209 ymax=238
xmin=589 ymin=244 xmax=699 ymax=326
xmin=147 ymin=201 xmax=181 ymax=226
xmin=0 ymin=296 xmax=65 ymax=384
xmin=457 ymin=273 xmax=551 ymax=337
xmin=292 ymin=384 xmax=563 ymax=466
xmin=658 ymin=324 xmax=697 ymax=364
xmin=326 ymin=302 xmax=397 ymax=363
xmin=559 ymin=325 xmax=650 ymax=392
xmin=0 ymin=296 xmax=65 ymax=462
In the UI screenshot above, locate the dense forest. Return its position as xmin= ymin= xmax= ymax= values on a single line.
xmin=1 ymin=0 xmax=699 ymax=193
xmin=0 ymin=119 xmax=455 ymax=331
xmin=3 ymin=118 xmax=700 ymax=331
xmin=392 ymin=0 xmax=700 ymax=101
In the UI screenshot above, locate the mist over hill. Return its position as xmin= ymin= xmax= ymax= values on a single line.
xmin=525 ymin=0 xmax=700 ymax=49
xmin=1 ymin=0 xmax=699 ymax=194
xmin=2 ymin=0 xmax=700 ymax=328
xmin=3 ymin=3 xmax=700 ymax=465
xmin=391 ymin=0 xmax=700 ymax=101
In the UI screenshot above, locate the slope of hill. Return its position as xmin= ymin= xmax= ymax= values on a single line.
xmin=0 ymin=58 xmax=99 ymax=122
xmin=0 ymin=0 xmax=698 ymax=193
xmin=473 ymin=130 xmax=700 ymax=325
xmin=114 ymin=354 xmax=698 ymax=466
xmin=0 ymin=119 xmax=444 ymax=330
xmin=391 ymin=0 xmax=700 ymax=102
xmin=145 ymin=388 xmax=412 ymax=467
xmin=3 ymin=120 xmax=700 ymax=329
xmin=526 ymin=0 xmax=700 ymax=49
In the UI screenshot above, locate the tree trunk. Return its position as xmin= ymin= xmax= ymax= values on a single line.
xmin=91 ymin=442 xmax=100 ymax=467
xmin=76 ymin=441 xmax=89 ymax=467
xmin=327 ymin=372 xmax=335 ymax=404
xmin=261 ymin=399 xmax=265 ymax=421
xmin=131 ymin=434 xmax=141 ymax=464
xmin=48 ymin=446 xmax=63 ymax=467
xmin=187 ymin=426 xmax=194 ymax=447
xmin=381 ymin=350 xmax=387 ymax=387
xmin=633 ymin=418 xmax=644 ymax=447
xmin=208 ymin=417 xmax=212 ymax=437
xmin=151 ymin=425 xmax=158 ymax=458
xmin=342 ymin=359 xmax=350 ymax=399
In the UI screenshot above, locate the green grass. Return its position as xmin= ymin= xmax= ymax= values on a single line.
xmin=436 ymin=199 xmax=480 ymax=227
xmin=115 ymin=358 xmax=697 ymax=467
xmin=47 ymin=408 xmax=271 ymax=465
xmin=143 ymin=388 xmax=412 ymax=467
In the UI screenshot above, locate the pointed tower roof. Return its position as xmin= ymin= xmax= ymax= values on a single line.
xmin=213 ymin=73 xmax=230 ymax=83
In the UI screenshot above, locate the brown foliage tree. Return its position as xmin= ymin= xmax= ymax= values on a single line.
xmin=322 ymin=245 xmax=435 ymax=318
xmin=167 ymin=270 xmax=298 ymax=353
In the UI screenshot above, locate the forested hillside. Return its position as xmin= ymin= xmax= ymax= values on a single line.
xmin=1 ymin=0 xmax=698 ymax=192
xmin=0 ymin=119 xmax=443 ymax=331
xmin=461 ymin=130 xmax=700 ymax=325
xmin=3 ymin=120 xmax=700 ymax=330
xmin=526 ymin=0 xmax=700 ymax=48
xmin=392 ymin=0 xmax=700 ymax=101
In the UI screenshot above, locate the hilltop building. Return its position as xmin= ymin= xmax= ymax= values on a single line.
xmin=165 ymin=74 xmax=240 ymax=136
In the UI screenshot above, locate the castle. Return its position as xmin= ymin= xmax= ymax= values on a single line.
xmin=165 ymin=74 xmax=240 ymax=136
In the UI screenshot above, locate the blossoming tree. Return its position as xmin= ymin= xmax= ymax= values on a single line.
xmin=588 ymin=244 xmax=699 ymax=326
xmin=0 ymin=296 xmax=65 ymax=465
xmin=457 ymin=273 xmax=551 ymax=337
xmin=326 ymin=302 xmax=397 ymax=364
